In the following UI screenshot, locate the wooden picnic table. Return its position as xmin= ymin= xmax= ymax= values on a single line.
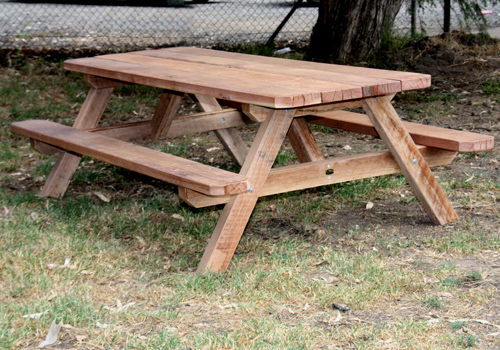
xmin=10 ymin=47 xmax=494 ymax=273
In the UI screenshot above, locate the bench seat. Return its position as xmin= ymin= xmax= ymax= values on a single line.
xmin=308 ymin=110 xmax=494 ymax=152
xmin=10 ymin=120 xmax=249 ymax=196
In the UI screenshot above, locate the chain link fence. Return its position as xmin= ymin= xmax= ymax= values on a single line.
xmin=1 ymin=0 xmax=498 ymax=52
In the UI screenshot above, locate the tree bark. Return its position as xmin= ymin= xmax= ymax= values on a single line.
xmin=308 ymin=0 xmax=405 ymax=63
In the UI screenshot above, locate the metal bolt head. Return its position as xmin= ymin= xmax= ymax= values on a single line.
xmin=413 ymin=158 xmax=417 ymax=164
xmin=249 ymin=187 xmax=254 ymax=193
xmin=221 ymin=118 xmax=225 ymax=122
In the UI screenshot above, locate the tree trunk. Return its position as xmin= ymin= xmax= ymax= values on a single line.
xmin=308 ymin=0 xmax=405 ymax=63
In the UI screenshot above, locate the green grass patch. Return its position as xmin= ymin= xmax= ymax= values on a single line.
xmin=481 ymin=78 xmax=500 ymax=95
xmin=399 ymin=90 xmax=460 ymax=103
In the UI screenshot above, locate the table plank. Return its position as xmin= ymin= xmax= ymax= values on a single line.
xmin=167 ymin=47 xmax=431 ymax=91
xmin=65 ymin=58 xmax=291 ymax=108
xmin=65 ymin=47 xmax=431 ymax=108
xmin=132 ymin=49 xmax=399 ymax=97
xmin=99 ymin=53 xmax=360 ymax=103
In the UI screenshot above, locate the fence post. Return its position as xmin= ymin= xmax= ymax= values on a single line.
xmin=444 ymin=0 xmax=451 ymax=33
xmin=266 ymin=0 xmax=304 ymax=46
xmin=411 ymin=0 xmax=417 ymax=37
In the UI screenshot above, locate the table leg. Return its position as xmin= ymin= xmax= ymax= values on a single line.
xmin=287 ymin=117 xmax=325 ymax=162
xmin=362 ymin=95 xmax=459 ymax=225
xmin=151 ymin=90 xmax=183 ymax=139
xmin=40 ymin=87 xmax=114 ymax=198
xmin=197 ymin=108 xmax=296 ymax=273
xmin=194 ymin=94 xmax=249 ymax=166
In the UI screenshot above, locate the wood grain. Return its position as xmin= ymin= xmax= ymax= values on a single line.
xmin=163 ymin=47 xmax=431 ymax=90
xmin=88 ymin=109 xmax=252 ymax=142
xmin=40 ymin=86 xmax=113 ymax=198
xmin=11 ymin=120 xmax=249 ymax=196
xmin=309 ymin=110 xmax=494 ymax=152
xmin=64 ymin=47 xmax=432 ymax=108
xmin=179 ymin=146 xmax=458 ymax=208
xmin=151 ymin=90 xmax=183 ymax=139
xmin=287 ymin=117 xmax=324 ymax=162
xmin=362 ymin=96 xmax=459 ymax=225
xmin=83 ymin=74 xmax=127 ymax=89
xmin=195 ymin=94 xmax=249 ymax=166
xmin=197 ymin=108 xmax=296 ymax=273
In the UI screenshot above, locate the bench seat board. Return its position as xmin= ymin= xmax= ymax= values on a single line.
xmin=309 ymin=110 xmax=494 ymax=152
xmin=10 ymin=120 xmax=249 ymax=196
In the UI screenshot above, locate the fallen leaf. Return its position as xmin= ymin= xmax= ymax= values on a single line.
xmin=343 ymin=145 xmax=352 ymax=150
xmin=218 ymin=303 xmax=238 ymax=310
xmin=135 ymin=236 xmax=147 ymax=246
xmin=93 ymin=192 xmax=110 ymax=202
xmin=47 ymin=292 xmax=57 ymax=302
xmin=366 ymin=201 xmax=374 ymax=210
xmin=465 ymin=175 xmax=475 ymax=183
xmin=58 ymin=264 xmax=77 ymax=270
xmin=22 ymin=311 xmax=47 ymax=319
xmin=206 ymin=147 xmax=220 ymax=152
xmin=487 ymin=332 xmax=500 ymax=337
xmin=75 ymin=335 xmax=87 ymax=343
xmin=38 ymin=320 xmax=62 ymax=348
xmin=171 ymin=213 xmax=184 ymax=222
xmin=116 ymin=302 xmax=136 ymax=312
xmin=116 ymin=299 xmax=122 ymax=308
xmin=437 ymin=292 xmax=453 ymax=298
xmin=96 ymin=322 xmax=108 ymax=329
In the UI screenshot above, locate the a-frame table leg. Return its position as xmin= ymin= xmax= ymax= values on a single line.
xmin=197 ymin=108 xmax=296 ymax=273
xmin=287 ymin=117 xmax=325 ymax=162
xmin=40 ymin=87 xmax=114 ymax=198
xmin=194 ymin=94 xmax=249 ymax=166
xmin=362 ymin=95 xmax=459 ymax=225
xmin=151 ymin=90 xmax=184 ymax=139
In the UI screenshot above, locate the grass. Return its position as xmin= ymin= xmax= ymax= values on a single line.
xmin=399 ymin=90 xmax=460 ymax=103
xmin=1 ymin=54 xmax=500 ymax=349
xmin=481 ymin=78 xmax=500 ymax=95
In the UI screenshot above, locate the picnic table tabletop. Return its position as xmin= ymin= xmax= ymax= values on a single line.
xmin=64 ymin=47 xmax=431 ymax=108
